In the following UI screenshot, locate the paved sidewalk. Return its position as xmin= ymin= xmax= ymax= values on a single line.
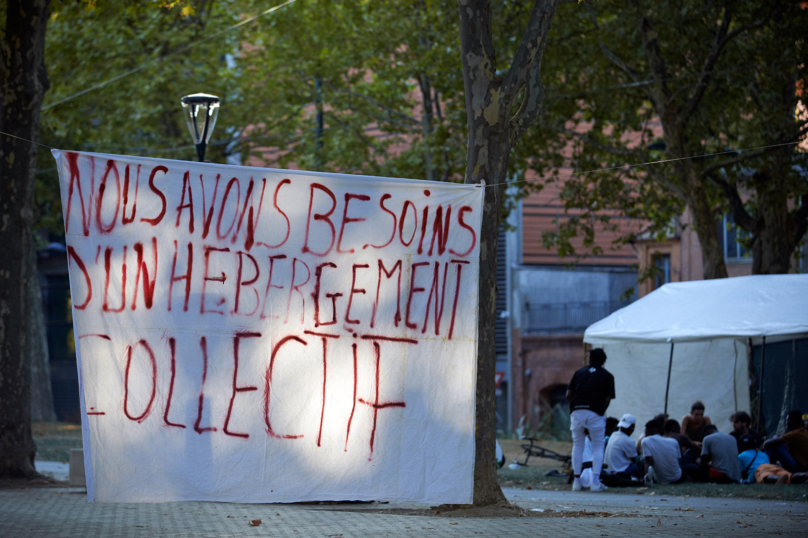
xmin=1 ymin=486 xmax=806 ymax=537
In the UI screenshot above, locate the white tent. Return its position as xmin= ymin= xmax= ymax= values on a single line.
xmin=584 ymin=275 xmax=808 ymax=436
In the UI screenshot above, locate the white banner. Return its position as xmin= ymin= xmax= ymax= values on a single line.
xmin=53 ymin=150 xmax=483 ymax=504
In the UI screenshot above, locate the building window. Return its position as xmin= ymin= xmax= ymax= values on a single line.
xmin=717 ymin=213 xmax=751 ymax=260
xmin=654 ymin=253 xmax=671 ymax=289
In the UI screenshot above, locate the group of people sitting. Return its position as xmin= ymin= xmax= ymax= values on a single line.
xmin=566 ymin=348 xmax=808 ymax=491
xmin=601 ymin=401 xmax=808 ymax=486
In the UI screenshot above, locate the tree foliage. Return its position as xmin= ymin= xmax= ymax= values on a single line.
xmin=232 ymin=0 xmax=465 ymax=181
xmin=37 ymin=0 xmax=243 ymax=233
xmin=528 ymin=0 xmax=808 ymax=278
xmin=37 ymin=0 xmax=555 ymax=227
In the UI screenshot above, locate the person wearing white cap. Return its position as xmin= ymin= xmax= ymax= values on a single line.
xmin=604 ymin=413 xmax=639 ymax=477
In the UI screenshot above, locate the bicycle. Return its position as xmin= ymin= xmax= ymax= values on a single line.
xmin=517 ymin=437 xmax=571 ymax=467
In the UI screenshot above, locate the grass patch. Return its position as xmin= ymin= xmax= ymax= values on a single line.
xmin=32 ymin=422 xmax=83 ymax=463
xmin=496 ymin=437 xmax=808 ymax=502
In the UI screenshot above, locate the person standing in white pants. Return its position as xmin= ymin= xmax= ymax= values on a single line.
xmin=566 ymin=348 xmax=615 ymax=492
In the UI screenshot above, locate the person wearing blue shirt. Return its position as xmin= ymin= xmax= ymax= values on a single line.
xmin=738 ymin=433 xmax=769 ymax=483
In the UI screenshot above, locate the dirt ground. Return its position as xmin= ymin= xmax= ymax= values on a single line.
xmin=0 ymin=476 xmax=65 ymax=490
xmin=354 ymin=502 xmax=638 ymax=519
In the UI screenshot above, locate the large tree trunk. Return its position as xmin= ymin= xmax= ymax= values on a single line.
xmin=667 ymin=131 xmax=728 ymax=280
xmin=29 ymin=249 xmax=56 ymax=423
xmin=458 ymin=0 xmax=557 ymax=506
xmin=0 ymin=0 xmax=50 ymax=478
xmin=750 ymin=169 xmax=802 ymax=274
xmin=459 ymin=0 xmax=510 ymax=507
xmin=465 ymin=135 xmax=510 ymax=506
xmin=468 ymin=165 xmax=509 ymax=505
xmin=687 ymin=186 xmax=728 ymax=280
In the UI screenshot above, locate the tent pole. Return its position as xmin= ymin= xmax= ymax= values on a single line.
xmin=757 ymin=336 xmax=767 ymax=433
xmin=664 ymin=342 xmax=674 ymax=417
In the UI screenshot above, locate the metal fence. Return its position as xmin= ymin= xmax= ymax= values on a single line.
xmin=524 ymin=301 xmax=626 ymax=334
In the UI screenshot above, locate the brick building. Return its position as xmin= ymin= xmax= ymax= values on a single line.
xmin=498 ymin=175 xmax=641 ymax=434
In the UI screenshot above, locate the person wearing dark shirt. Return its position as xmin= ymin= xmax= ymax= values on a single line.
xmin=738 ymin=434 xmax=769 ymax=483
xmin=604 ymin=416 xmax=619 ymax=441
xmin=664 ymin=419 xmax=693 ymax=453
xmin=681 ymin=400 xmax=712 ymax=448
xmin=664 ymin=418 xmax=697 ymax=468
xmin=635 ymin=413 xmax=669 ymax=454
xmin=730 ymin=411 xmax=762 ymax=452
xmin=566 ymin=348 xmax=615 ymax=492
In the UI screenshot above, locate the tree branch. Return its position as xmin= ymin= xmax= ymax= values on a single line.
xmin=325 ymin=111 xmax=382 ymax=151
xmin=698 ymin=126 xmax=808 ymax=179
xmin=698 ymin=148 xmax=770 ymax=180
xmin=365 ymin=110 xmax=421 ymax=133
xmin=439 ymin=159 xmax=455 ymax=182
xmin=677 ymin=7 xmax=732 ymax=126
xmin=501 ymin=0 xmax=558 ymax=108
xmin=329 ymin=86 xmax=421 ymax=128
xmin=509 ymin=36 xmax=547 ymax=142
xmin=680 ymin=5 xmax=779 ymax=126
xmin=0 ymin=36 xmax=8 ymax=88
xmin=585 ymin=4 xmax=657 ymax=106
xmin=707 ymin=172 xmax=756 ymax=232
xmin=538 ymin=122 xmax=643 ymax=157
xmin=642 ymin=163 xmax=686 ymax=201
xmin=539 ymin=122 xmax=687 ymax=199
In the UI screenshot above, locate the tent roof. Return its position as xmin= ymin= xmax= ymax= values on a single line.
xmin=584 ymin=274 xmax=808 ymax=344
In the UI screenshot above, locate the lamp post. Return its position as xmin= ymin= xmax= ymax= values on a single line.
xmin=180 ymin=93 xmax=220 ymax=162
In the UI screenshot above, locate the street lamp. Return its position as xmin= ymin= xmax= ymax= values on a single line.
xmin=180 ymin=93 xmax=220 ymax=162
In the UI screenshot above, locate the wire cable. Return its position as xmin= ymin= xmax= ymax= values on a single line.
xmin=3 ymin=130 xmax=801 ymax=188
xmin=484 ymin=141 xmax=802 ymax=189
xmin=0 ymin=131 xmax=56 ymax=150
